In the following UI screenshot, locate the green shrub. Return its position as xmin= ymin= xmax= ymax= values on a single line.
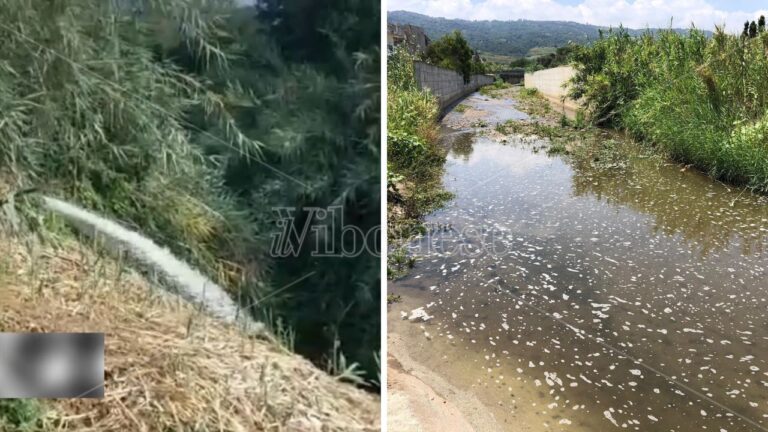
xmin=479 ymin=79 xmax=511 ymax=98
xmin=491 ymin=79 xmax=511 ymax=89
xmin=388 ymin=130 xmax=427 ymax=168
xmin=387 ymin=88 xmax=439 ymax=150
xmin=547 ymin=141 xmax=568 ymax=155
xmin=387 ymin=46 xmax=450 ymax=273
xmin=495 ymin=122 xmax=510 ymax=134
xmin=574 ymin=109 xmax=587 ymax=129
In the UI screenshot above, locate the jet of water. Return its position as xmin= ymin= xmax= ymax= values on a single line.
xmin=41 ymin=196 xmax=263 ymax=333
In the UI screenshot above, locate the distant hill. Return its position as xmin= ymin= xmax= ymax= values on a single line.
xmin=388 ymin=10 xmax=709 ymax=58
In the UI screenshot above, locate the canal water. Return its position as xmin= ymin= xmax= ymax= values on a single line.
xmin=389 ymin=91 xmax=768 ymax=431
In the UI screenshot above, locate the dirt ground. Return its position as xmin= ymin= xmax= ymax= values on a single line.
xmin=387 ymin=332 xmax=501 ymax=432
xmin=387 ymin=353 xmax=476 ymax=432
xmin=0 ymin=221 xmax=380 ymax=431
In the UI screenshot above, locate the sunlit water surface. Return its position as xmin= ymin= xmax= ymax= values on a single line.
xmin=392 ymin=93 xmax=768 ymax=431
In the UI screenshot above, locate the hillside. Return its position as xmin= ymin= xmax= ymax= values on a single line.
xmin=0 ymin=0 xmax=380 ymax=386
xmin=0 ymin=218 xmax=380 ymax=431
xmin=388 ymin=10 xmax=709 ymax=57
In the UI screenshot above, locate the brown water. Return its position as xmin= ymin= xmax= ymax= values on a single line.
xmin=390 ymin=92 xmax=768 ymax=431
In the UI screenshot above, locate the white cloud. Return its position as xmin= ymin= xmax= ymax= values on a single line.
xmin=388 ymin=0 xmax=768 ymax=32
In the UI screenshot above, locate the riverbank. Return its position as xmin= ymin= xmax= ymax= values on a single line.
xmin=570 ymin=27 xmax=768 ymax=194
xmin=388 ymin=286 xmax=583 ymax=431
xmin=387 ymin=49 xmax=455 ymax=278
xmin=388 ymin=84 xmax=768 ymax=431
xmin=387 ymin=337 xmax=484 ymax=432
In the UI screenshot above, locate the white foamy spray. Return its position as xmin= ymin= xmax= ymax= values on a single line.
xmin=41 ymin=196 xmax=263 ymax=333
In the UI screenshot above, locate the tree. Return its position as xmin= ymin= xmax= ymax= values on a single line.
xmin=424 ymin=30 xmax=475 ymax=83
xmin=759 ymin=15 xmax=766 ymax=33
xmin=471 ymin=50 xmax=486 ymax=74
xmin=749 ymin=20 xmax=758 ymax=38
xmin=743 ymin=21 xmax=750 ymax=38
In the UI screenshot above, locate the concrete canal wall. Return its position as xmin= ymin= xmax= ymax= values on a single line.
xmin=524 ymin=66 xmax=581 ymax=117
xmin=414 ymin=61 xmax=494 ymax=112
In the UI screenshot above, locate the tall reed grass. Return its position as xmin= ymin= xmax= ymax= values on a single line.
xmin=0 ymin=0 xmax=381 ymax=384
xmin=570 ymin=26 xmax=768 ymax=191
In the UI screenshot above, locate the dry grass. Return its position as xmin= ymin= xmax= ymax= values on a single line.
xmin=0 ymin=229 xmax=380 ymax=432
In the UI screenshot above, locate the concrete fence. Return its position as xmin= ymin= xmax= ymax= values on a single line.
xmin=524 ymin=66 xmax=581 ymax=117
xmin=413 ymin=61 xmax=494 ymax=112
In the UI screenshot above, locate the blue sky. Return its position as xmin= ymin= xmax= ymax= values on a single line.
xmin=388 ymin=0 xmax=768 ymax=32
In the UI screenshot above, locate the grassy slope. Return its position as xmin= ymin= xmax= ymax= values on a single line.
xmin=0 ymin=224 xmax=379 ymax=431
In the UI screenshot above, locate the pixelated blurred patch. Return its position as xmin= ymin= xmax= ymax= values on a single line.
xmin=0 ymin=333 xmax=104 ymax=399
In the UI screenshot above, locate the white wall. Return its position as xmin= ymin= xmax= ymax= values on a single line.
xmin=524 ymin=66 xmax=581 ymax=117
xmin=524 ymin=66 xmax=576 ymax=99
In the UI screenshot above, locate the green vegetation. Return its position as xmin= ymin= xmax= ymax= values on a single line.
xmin=492 ymin=88 xmax=607 ymax=159
xmin=455 ymin=104 xmax=470 ymax=113
xmin=515 ymin=87 xmax=552 ymax=117
xmin=527 ymin=46 xmax=558 ymax=57
xmin=547 ymin=140 xmax=568 ymax=155
xmin=1 ymin=0 xmax=379 ymax=383
xmin=478 ymin=88 xmax=643 ymax=181
xmin=478 ymin=51 xmax=518 ymax=70
xmin=519 ymin=87 xmax=540 ymax=98
xmin=479 ymin=79 xmax=512 ymax=98
xmin=0 ymin=400 xmax=45 ymax=431
xmin=570 ymin=22 xmax=768 ymax=192
xmin=424 ymin=30 xmax=485 ymax=82
xmin=510 ymin=45 xmax=577 ymax=71
xmin=481 ymin=46 xmax=575 ymax=73
xmin=387 ymin=47 xmax=452 ymax=276
xmin=495 ymin=122 xmax=511 ymax=135
xmin=389 ymin=10 xmax=708 ymax=57
xmin=387 ymin=244 xmax=416 ymax=279
xmin=559 ymin=110 xmax=587 ymax=130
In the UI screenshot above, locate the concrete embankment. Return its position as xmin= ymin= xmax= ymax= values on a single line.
xmin=414 ymin=61 xmax=494 ymax=113
xmin=524 ymin=66 xmax=580 ymax=117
